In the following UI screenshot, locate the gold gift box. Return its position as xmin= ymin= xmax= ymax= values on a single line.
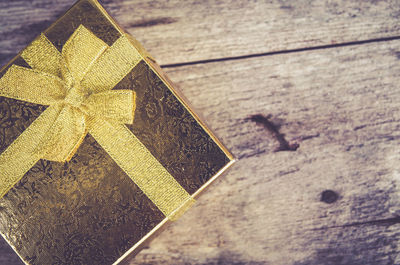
xmin=0 ymin=0 xmax=234 ymax=264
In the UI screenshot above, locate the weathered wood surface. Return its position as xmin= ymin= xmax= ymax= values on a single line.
xmin=131 ymin=40 xmax=400 ymax=265
xmin=1 ymin=0 xmax=400 ymax=265
xmin=1 ymin=0 xmax=400 ymax=65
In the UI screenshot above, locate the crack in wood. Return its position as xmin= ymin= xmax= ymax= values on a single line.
xmin=312 ymin=216 xmax=400 ymax=231
xmin=161 ymin=35 xmax=400 ymax=68
xmin=353 ymin=119 xmax=399 ymax=131
xmin=128 ymin=17 xmax=178 ymax=28
xmin=247 ymin=114 xmax=299 ymax=152
xmin=238 ymin=149 xmax=266 ymax=160
xmin=345 ymin=143 xmax=364 ymax=152
xmin=297 ymin=133 xmax=320 ymax=141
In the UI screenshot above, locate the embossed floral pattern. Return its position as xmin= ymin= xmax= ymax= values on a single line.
xmin=0 ymin=1 xmax=230 ymax=264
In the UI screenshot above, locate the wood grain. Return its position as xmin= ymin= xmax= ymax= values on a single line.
xmin=1 ymin=0 xmax=400 ymax=66
xmin=128 ymin=39 xmax=400 ymax=265
xmin=1 ymin=0 xmax=400 ymax=264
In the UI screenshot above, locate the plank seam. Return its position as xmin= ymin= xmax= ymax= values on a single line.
xmin=161 ymin=35 xmax=400 ymax=68
xmin=312 ymin=216 xmax=400 ymax=230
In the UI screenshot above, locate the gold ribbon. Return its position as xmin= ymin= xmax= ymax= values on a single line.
xmin=0 ymin=25 xmax=194 ymax=220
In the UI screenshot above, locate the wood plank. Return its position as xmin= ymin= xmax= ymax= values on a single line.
xmin=0 ymin=239 xmax=22 ymax=265
xmin=127 ymin=40 xmax=400 ymax=264
xmin=1 ymin=0 xmax=400 ymax=264
xmin=1 ymin=0 xmax=400 ymax=66
xmin=2 ymin=21 xmax=400 ymax=265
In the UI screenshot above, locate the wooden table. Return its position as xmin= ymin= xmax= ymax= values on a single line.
xmin=1 ymin=0 xmax=400 ymax=264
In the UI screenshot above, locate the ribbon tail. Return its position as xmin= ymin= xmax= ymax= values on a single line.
xmin=0 ymin=65 xmax=66 ymax=106
xmin=61 ymin=25 xmax=108 ymax=82
xmin=80 ymin=35 xmax=142 ymax=94
xmin=21 ymin=33 xmax=62 ymax=78
xmin=0 ymin=105 xmax=62 ymax=198
xmin=88 ymin=119 xmax=195 ymax=220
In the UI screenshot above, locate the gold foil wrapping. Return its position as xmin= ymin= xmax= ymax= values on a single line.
xmin=0 ymin=0 xmax=234 ymax=264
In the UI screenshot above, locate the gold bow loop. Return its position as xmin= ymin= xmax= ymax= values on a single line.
xmin=0 ymin=25 xmax=194 ymax=220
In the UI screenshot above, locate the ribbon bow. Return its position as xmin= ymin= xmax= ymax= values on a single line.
xmin=0 ymin=25 xmax=194 ymax=219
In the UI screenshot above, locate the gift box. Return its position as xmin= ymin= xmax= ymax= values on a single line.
xmin=0 ymin=0 xmax=234 ymax=264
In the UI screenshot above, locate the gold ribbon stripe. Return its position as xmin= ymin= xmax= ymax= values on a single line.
xmin=0 ymin=106 xmax=62 ymax=198
xmin=89 ymin=119 xmax=195 ymax=219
